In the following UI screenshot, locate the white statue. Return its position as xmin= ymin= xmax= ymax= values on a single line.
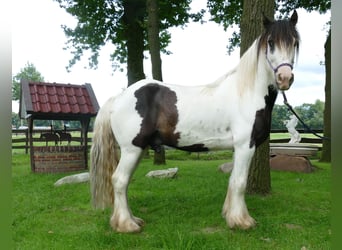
xmin=285 ymin=115 xmax=301 ymax=143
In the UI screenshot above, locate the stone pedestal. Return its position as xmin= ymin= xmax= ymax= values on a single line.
xmin=270 ymin=154 xmax=315 ymax=173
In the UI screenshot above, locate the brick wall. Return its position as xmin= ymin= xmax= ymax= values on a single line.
xmin=32 ymin=146 xmax=87 ymax=173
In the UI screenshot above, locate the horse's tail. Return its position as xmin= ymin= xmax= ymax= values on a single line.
xmin=90 ymin=97 xmax=119 ymax=209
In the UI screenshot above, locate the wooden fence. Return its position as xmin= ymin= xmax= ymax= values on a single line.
xmin=12 ymin=128 xmax=93 ymax=154
xmin=269 ymin=129 xmax=323 ymax=147
xmin=12 ymin=128 xmax=323 ymax=154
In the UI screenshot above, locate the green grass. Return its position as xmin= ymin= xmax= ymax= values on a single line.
xmin=12 ymin=150 xmax=331 ymax=249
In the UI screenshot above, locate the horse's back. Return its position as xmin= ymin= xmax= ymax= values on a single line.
xmin=108 ymin=79 xmax=237 ymax=151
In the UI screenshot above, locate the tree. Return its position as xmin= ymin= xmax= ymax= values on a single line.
xmin=294 ymin=100 xmax=324 ymax=129
xmin=272 ymin=102 xmax=325 ymax=131
xmin=271 ymin=104 xmax=291 ymax=130
xmin=56 ymin=0 xmax=203 ymax=85
xmin=240 ymin=0 xmax=275 ymax=195
xmin=122 ymin=0 xmax=146 ymax=85
xmin=277 ymin=0 xmax=330 ymax=16
xmin=207 ymin=0 xmax=330 ymax=53
xmin=147 ymin=0 xmax=163 ymax=82
xmin=321 ymin=30 xmax=331 ymax=162
xmin=12 ymin=112 xmax=21 ymax=128
xmin=147 ymin=0 xmax=165 ymax=165
xmin=56 ymin=0 xmax=146 ymax=85
xmin=207 ymin=0 xmax=242 ymax=54
xmin=277 ymin=0 xmax=331 ymax=162
xmin=12 ymin=62 xmax=44 ymax=101
xmin=56 ymin=0 xmax=203 ymax=165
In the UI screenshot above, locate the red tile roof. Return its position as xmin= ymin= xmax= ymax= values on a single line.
xmin=20 ymin=80 xmax=100 ymax=120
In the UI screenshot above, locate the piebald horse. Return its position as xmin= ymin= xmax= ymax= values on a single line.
xmin=90 ymin=11 xmax=300 ymax=233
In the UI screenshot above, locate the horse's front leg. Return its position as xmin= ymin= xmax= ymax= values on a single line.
xmin=110 ymin=147 xmax=144 ymax=233
xmin=222 ymin=143 xmax=256 ymax=230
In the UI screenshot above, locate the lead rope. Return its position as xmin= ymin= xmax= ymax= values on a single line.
xmin=281 ymin=91 xmax=330 ymax=141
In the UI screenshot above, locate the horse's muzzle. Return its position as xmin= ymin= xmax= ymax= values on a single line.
xmin=276 ymin=65 xmax=294 ymax=90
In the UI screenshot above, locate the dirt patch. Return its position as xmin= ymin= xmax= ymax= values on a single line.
xmin=284 ymin=223 xmax=303 ymax=230
xmin=200 ymin=226 xmax=224 ymax=234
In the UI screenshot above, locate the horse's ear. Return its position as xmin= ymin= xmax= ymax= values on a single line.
xmin=262 ymin=12 xmax=272 ymax=29
xmin=290 ymin=10 xmax=298 ymax=26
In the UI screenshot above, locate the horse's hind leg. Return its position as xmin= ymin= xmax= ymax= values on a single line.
xmin=110 ymin=146 xmax=144 ymax=233
xmin=222 ymin=143 xmax=256 ymax=230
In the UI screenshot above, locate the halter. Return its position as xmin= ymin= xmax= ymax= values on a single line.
xmin=265 ymin=46 xmax=293 ymax=74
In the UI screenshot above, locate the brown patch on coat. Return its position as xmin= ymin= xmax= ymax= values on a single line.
xmin=132 ymin=83 xmax=180 ymax=151
xmin=250 ymin=86 xmax=277 ymax=148
xmin=132 ymin=83 xmax=210 ymax=152
xmin=177 ymin=143 xmax=208 ymax=152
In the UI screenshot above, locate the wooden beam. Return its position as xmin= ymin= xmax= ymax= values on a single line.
xmin=80 ymin=118 xmax=90 ymax=169
xmin=27 ymin=116 xmax=34 ymax=171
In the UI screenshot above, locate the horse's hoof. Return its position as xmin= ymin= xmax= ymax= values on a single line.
xmin=227 ymin=214 xmax=256 ymax=230
xmin=110 ymin=216 xmax=143 ymax=233
xmin=116 ymin=222 xmax=142 ymax=233
xmin=133 ymin=216 xmax=145 ymax=227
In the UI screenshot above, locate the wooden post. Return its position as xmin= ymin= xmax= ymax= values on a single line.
xmin=80 ymin=118 xmax=90 ymax=169
xmin=25 ymin=128 xmax=28 ymax=154
xmin=27 ymin=116 xmax=34 ymax=171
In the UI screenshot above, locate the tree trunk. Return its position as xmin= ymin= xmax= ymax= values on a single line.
xmin=123 ymin=0 xmax=146 ymax=85
xmin=147 ymin=0 xmax=165 ymax=165
xmin=321 ymin=29 xmax=331 ymax=162
xmin=239 ymin=0 xmax=274 ymax=55
xmin=147 ymin=0 xmax=163 ymax=81
xmin=240 ymin=0 xmax=275 ymax=195
xmin=247 ymin=137 xmax=271 ymax=195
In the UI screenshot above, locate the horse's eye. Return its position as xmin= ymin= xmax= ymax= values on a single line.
xmin=268 ymin=39 xmax=274 ymax=50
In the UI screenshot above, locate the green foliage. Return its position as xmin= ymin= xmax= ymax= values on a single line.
xmin=12 ymin=151 xmax=331 ymax=249
xmin=271 ymin=104 xmax=291 ymax=130
xmin=271 ymin=100 xmax=324 ymax=130
xmin=12 ymin=62 xmax=44 ymax=101
xmin=277 ymin=0 xmax=331 ymax=16
xmin=12 ymin=112 xmax=21 ymax=128
xmin=54 ymin=0 xmax=331 ymax=70
xmin=207 ymin=0 xmax=242 ymax=54
xmin=207 ymin=0 xmax=331 ymax=54
xmin=294 ymin=99 xmax=325 ymax=129
xmin=55 ymin=0 xmax=204 ymax=72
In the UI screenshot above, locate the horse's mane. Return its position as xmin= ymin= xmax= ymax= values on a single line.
xmin=200 ymin=40 xmax=258 ymax=95
xmin=235 ymin=39 xmax=259 ymax=95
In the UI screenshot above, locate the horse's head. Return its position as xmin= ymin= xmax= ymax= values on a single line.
xmin=259 ymin=10 xmax=300 ymax=91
